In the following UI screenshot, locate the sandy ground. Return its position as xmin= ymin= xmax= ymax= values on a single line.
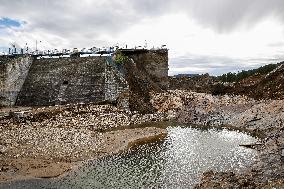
xmin=0 ymin=127 xmax=166 ymax=182
xmin=0 ymin=104 xmax=167 ymax=182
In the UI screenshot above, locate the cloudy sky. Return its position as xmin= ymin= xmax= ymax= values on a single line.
xmin=1 ymin=0 xmax=284 ymax=75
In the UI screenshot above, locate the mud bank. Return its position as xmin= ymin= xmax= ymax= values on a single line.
xmin=152 ymin=90 xmax=284 ymax=188
xmin=0 ymin=127 xmax=167 ymax=182
xmin=0 ymin=104 xmax=167 ymax=182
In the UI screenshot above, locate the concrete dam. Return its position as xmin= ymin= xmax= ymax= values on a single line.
xmin=0 ymin=49 xmax=168 ymax=110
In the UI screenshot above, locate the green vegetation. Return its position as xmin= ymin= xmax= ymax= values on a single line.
xmin=114 ymin=50 xmax=128 ymax=64
xmin=217 ymin=63 xmax=282 ymax=83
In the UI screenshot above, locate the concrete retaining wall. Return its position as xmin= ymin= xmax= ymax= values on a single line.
xmin=0 ymin=49 xmax=168 ymax=109
xmin=0 ymin=56 xmax=33 ymax=106
xmin=16 ymin=56 xmax=128 ymax=107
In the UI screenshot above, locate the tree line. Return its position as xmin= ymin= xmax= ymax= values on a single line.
xmin=217 ymin=62 xmax=283 ymax=83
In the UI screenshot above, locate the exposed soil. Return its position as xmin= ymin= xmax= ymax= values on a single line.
xmin=122 ymin=59 xmax=164 ymax=114
xmin=225 ymin=64 xmax=284 ymax=100
xmin=0 ymin=158 xmax=71 ymax=181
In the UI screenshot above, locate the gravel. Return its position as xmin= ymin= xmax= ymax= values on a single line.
xmin=0 ymin=103 xmax=168 ymax=162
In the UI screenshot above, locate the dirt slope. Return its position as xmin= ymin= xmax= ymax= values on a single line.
xmin=225 ymin=63 xmax=284 ymax=100
xmin=122 ymin=59 xmax=164 ymax=114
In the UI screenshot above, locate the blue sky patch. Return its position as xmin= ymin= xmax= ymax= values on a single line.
xmin=0 ymin=17 xmax=21 ymax=28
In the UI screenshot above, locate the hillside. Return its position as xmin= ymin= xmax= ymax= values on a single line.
xmin=170 ymin=61 xmax=284 ymax=100
xmin=217 ymin=63 xmax=281 ymax=83
xmin=216 ymin=62 xmax=284 ymax=100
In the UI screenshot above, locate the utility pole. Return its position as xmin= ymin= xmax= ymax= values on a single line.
xmin=25 ymin=43 xmax=28 ymax=54
xmin=36 ymin=40 xmax=42 ymax=54
xmin=36 ymin=40 xmax=38 ymax=54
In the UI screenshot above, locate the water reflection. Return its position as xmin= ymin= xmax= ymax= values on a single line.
xmin=54 ymin=127 xmax=257 ymax=189
xmin=1 ymin=126 xmax=258 ymax=189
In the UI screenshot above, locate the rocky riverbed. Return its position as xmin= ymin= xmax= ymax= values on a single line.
xmin=151 ymin=90 xmax=284 ymax=188
xmin=0 ymin=104 xmax=167 ymax=182
xmin=0 ymin=90 xmax=283 ymax=188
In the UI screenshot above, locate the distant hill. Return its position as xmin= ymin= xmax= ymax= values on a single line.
xmin=216 ymin=63 xmax=282 ymax=83
xmin=169 ymin=61 xmax=284 ymax=100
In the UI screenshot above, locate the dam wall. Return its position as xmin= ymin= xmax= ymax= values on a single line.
xmin=0 ymin=49 xmax=168 ymax=110
xmin=16 ymin=56 xmax=128 ymax=107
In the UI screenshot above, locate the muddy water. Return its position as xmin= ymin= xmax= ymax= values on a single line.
xmin=0 ymin=126 xmax=258 ymax=189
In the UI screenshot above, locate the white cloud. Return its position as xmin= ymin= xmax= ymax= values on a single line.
xmin=0 ymin=0 xmax=284 ymax=75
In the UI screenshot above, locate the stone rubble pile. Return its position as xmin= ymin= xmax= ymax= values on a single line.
xmin=0 ymin=103 xmax=168 ymax=162
xmin=151 ymin=90 xmax=257 ymax=126
xmin=0 ymin=126 xmax=101 ymax=161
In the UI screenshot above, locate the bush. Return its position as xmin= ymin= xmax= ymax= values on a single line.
xmin=114 ymin=50 xmax=128 ymax=64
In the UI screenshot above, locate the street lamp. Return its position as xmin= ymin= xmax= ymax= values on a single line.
xmin=36 ymin=40 xmax=42 ymax=54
